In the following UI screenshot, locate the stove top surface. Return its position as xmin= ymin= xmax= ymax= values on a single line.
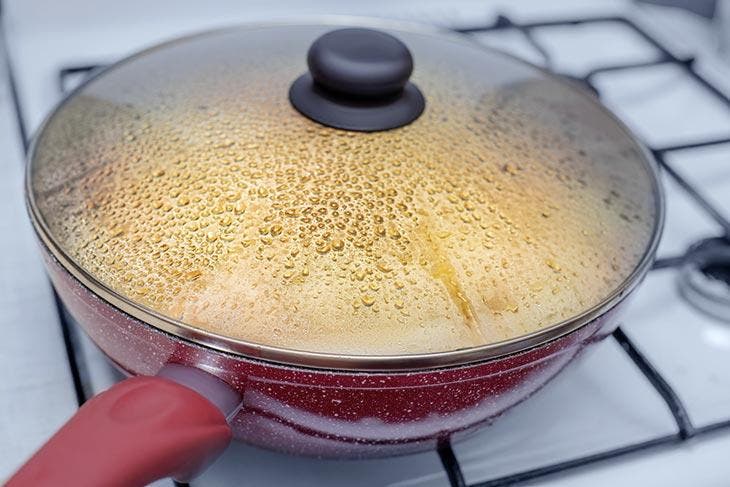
xmin=2 ymin=1 xmax=730 ymax=486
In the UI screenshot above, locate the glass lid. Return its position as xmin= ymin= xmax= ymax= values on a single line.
xmin=27 ymin=20 xmax=662 ymax=368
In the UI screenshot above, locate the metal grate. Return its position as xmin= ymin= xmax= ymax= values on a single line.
xmin=4 ymin=11 xmax=730 ymax=487
xmin=446 ymin=15 xmax=730 ymax=486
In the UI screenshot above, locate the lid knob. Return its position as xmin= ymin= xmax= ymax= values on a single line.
xmin=308 ymin=28 xmax=413 ymax=98
xmin=289 ymin=28 xmax=425 ymax=132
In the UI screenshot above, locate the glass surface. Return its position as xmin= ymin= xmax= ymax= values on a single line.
xmin=30 ymin=24 xmax=657 ymax=355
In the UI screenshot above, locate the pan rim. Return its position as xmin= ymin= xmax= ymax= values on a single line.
xmin=25 ymin=16 xmax=665 ymax=372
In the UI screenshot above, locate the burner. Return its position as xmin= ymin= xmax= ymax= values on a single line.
xmin=679 ymin=237 xmax=730 ymax=322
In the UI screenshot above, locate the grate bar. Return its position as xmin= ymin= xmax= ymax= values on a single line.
xmin=654 ymin=151 xmax=730 ymax=235
xmin=584 ymin=56 xmax=681 ymax=79
xmin=58 ymin=64 xmax=104 ymax=94
xmin=695 ymin=418 xmax=730 ymax=436
xmin=515 ymin=24 xmax=553 ymax=68
xmin=611 ymin=17 xmax=730 ymax=108
xmin=456 ymin=14 xmax=616 ymax=34
xmin=654 ymin=136 xmax=730 ymax=153
xmin=472 ymin=436 xmax=676 ymax=487
xmin=51 ymin=291 xmax=88 ymax=406
xmin=438 ymin=439 xmax=468 ymax=487
xmin=612 ymin=328 xmax=695 ymax=439
xmin=474 ymin=418 xmax=730 ymax=486
xmin=0 ymin=10 xmax=88 ymax=407
xmin=0 ymin=17 xmax=28 ymax=151
xmin=652 ymin=254 xmax=686 ymax=270
xmin=459 ymin=15 xmax=553 ymax=67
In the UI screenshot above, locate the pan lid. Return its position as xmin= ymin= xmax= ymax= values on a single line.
xmin=27 ymin=20 xmax=662 ymax=368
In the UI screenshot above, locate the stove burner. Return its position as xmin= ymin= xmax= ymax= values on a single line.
xmin=679 ymin=237 xmax=730 ymax=322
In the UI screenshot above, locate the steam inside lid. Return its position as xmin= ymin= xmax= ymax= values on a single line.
xmin=30 ymin=25 xmax=657 ymax=355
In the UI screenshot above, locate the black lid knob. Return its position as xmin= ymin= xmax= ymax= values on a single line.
xmin=308 ymin=28 xmax=413 ymax=98
xmin=289 ymin=28 xmax=425 ymax=132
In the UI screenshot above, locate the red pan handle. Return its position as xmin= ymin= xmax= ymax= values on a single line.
xmin=7 ymin=370 xmax=237 ymax=487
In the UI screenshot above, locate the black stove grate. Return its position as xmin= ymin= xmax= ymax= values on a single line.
xmin=448 ymin=15 xmax=730 ymax=487
xmin=3 ymin=10 xmax=730 ymax=487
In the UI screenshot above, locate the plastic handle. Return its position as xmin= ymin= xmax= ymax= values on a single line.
xmin=307 ymin=28 xmax=414 ymax=97
xmin=6 ymin=375 xmax=233 ymax=487
xmin=289 ymin=28 xmax=425 ymax=132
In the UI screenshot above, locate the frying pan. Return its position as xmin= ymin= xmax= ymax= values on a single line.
xmin=8 ymin=19 xmax=663 ymax=486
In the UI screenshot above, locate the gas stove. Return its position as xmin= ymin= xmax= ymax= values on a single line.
xmin=2 ymin=1 xmax=730 ymax=486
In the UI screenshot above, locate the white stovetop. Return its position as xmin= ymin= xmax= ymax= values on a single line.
xmin=2 ymin=1 xmax=730 ymax=486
